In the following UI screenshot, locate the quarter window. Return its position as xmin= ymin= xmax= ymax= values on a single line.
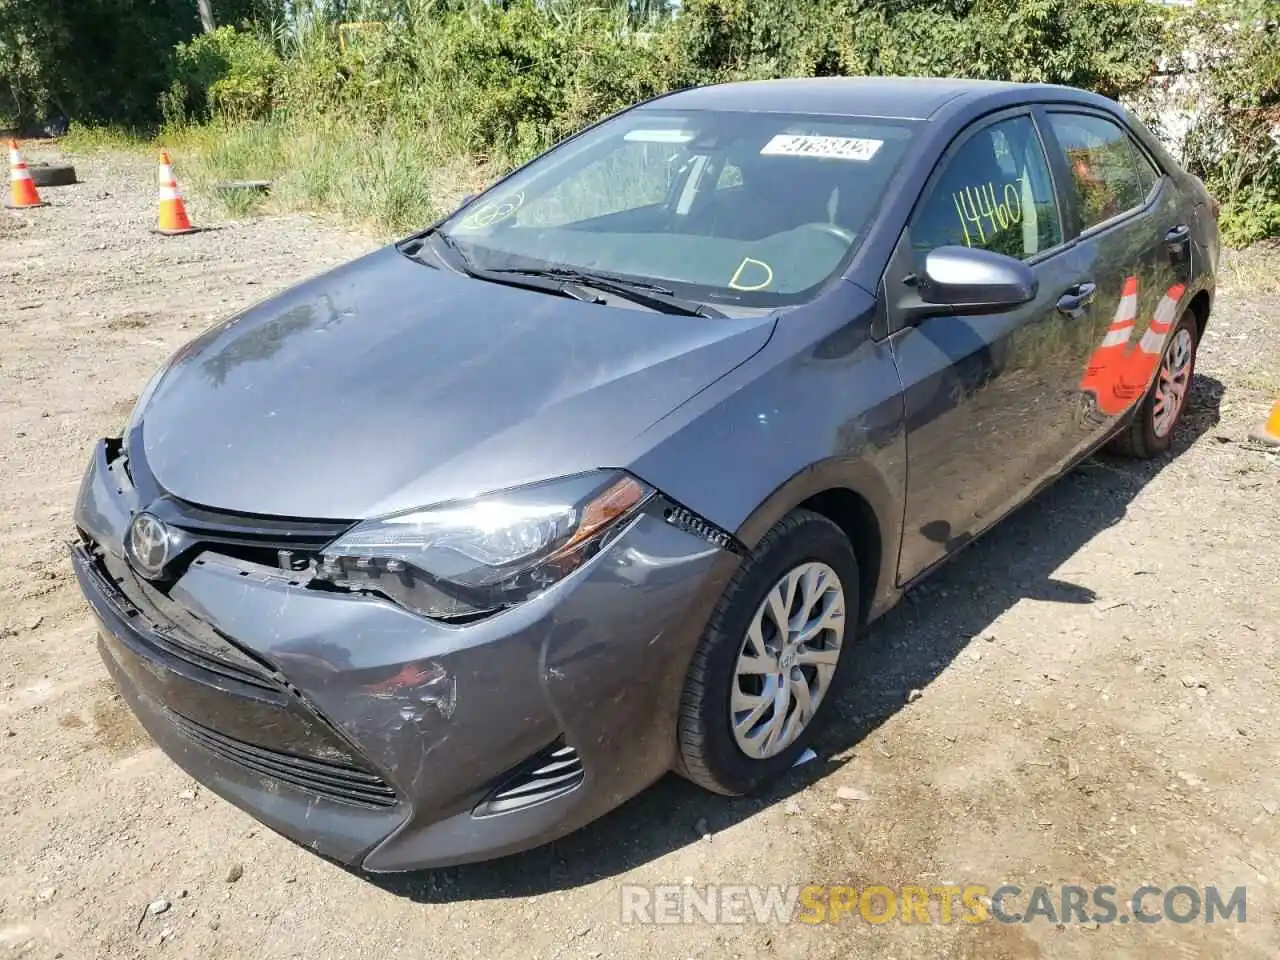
xmin=911 ymin=115 xmax=1062 ymax=261
xmin=1046 ymin=113 xmax=1157 ymax=230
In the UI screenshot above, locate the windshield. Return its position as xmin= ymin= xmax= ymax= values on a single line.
xmin=440 ymin=109 xmax=919 ymax=308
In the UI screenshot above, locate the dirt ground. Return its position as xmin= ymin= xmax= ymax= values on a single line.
xmin=2 ymin=148 xmax=1279 ymax=960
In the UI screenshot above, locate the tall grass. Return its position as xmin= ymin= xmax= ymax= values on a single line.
xmin=144 ymin=0 xmax=673 ymax=234
xmin=65 ymin=113 xmax=491 ymax=237
xmin=190 ymin=114 xmax=492 ymax=234
xmin=61 ymin=123 xmax=165 ymax=153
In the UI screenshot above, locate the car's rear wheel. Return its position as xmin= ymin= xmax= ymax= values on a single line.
xmin=1108 ymin=310 xmax=1199 ymax=459
xmin=676 ymin=510 xmax=857 ymax=795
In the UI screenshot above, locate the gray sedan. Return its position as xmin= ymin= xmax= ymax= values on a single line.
xmin=72 ymin=77 xmax=1218 ymax=870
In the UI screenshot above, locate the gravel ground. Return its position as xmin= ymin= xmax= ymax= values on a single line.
xmin=2 ymin=147 xmax=1279 ymax=960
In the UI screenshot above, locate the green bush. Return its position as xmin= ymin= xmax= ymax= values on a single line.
xmin=168 ymin=26 xmax=282 ymax=123
xmin=1220 ymin=186 xmax=1280 ymax=249
xmin=149 ymin=0 xmax=1185 ymax=235
xmin=1177 ymin=0 xmax=1280 ymax=246
xmin=415 ymin=2 xmax=670 ymax=161
xmin=256 ymin=0 xmax=1169 ymax=167
xmin=664 ymin=0 xmax=1167 ymax=98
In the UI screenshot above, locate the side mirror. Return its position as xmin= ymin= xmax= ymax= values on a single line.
xmin=913 ymin=245 xmax=1038 ymax=315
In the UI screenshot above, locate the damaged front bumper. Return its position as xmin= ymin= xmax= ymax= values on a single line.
xmin=72 ymin=438 xmax=737 ymax=870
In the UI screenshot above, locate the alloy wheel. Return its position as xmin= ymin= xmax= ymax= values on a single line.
xmin=1152 ymin=327 xmax=1194 ymax=439
xmin=730 ymin=561 xmax=846 ymax=759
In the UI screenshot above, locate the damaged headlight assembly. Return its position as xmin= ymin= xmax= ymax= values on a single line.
xmin=314 ymin=471 xmax=654 ymax=621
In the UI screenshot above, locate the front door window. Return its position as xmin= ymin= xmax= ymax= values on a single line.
xmin=910 ymin=115 xmax=1063 ymax=261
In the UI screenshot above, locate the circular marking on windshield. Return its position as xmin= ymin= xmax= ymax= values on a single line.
xmin=460 ymin=191 xmax=525 ymax=229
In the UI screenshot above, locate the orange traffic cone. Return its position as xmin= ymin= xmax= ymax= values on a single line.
xmin=1117 ymin=282 xmax=1186 ymax=398
xmin=155 ymin=151 xmax=197 ymax=236
xmin=1249 ymin=399 xmax=1280 ymax=448
xmin=1079 ymin=274 xmax=1137 ymax=416
xmin=5 ymin=140 xmax=48 ymax=210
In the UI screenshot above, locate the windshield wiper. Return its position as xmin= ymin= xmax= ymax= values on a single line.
xmin=412 ymin=231 xmax=604 ymax=304
xmin=491 ymin=267 xmax=726 ymax=319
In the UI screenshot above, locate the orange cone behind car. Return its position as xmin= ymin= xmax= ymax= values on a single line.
xmin=1249 ymin=399 xmax=1280 ymax=448
xmin=1115 ymin=282 xmax=1186 ymax=400
xmin=155 ymin=151 xmax=197 ymax=235
xmin=5 ymin=140 xmax=48 ymax=210
xmin=1079 ymin=275 xmax=1137 ymax=416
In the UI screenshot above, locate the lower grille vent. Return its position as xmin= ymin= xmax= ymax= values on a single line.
xmin=170 ymin=712 xmax=398 ymax=809
xmin=474 ymin=741 xmax=584 ymax=818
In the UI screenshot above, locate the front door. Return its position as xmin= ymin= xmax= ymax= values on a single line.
xmin=887 ymin=110 xmax=1106 ymax=583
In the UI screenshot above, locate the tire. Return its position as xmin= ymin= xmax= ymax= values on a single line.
xmin=213 ymin=179 xmax=271 ymax=193
xmin=676 ymin=509 xmax=858 ymax=796
xmin=29 ymin=162 xmax=77 ymax=187
xmin=1108 ymin=309 xmax=1199 ymax=459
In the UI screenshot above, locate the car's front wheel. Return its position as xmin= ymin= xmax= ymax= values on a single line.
xmin=676 ymin=510 xmax=858 ymax=795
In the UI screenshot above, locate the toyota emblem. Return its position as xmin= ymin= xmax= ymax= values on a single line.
xmin=127 ymin=512 xmax=171 ymax=579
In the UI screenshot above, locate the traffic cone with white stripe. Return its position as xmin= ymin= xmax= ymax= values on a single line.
xmin=1079 ymin=275 xmax=1137 ymax=416
xmin=1117 ymin=282 xmax=1186 ymax=398
xmin=5 ymin=140 xmax=48 ymax=210
xmin=155 ymin=151 xmax=197 ymax=235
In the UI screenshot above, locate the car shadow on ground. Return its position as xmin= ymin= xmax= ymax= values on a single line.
xmin=361 ymin=375 xmax=1224 ymax=903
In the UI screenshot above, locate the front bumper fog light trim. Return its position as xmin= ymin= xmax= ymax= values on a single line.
xmin=473 ymin=740 xmax=585 ymax=818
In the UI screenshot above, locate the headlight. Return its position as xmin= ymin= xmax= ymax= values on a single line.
xmin=316 ymin=471 xmax=653 ymax=621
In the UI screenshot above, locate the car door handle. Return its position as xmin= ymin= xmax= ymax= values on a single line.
xmin=1056 ymin=282 xmax=1097 ymax=317
xmin=1165 ymin=223 xmax=1191 ymax=259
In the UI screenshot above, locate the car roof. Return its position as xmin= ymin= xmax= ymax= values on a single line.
xmin=643 ymin=76 xmax=1100 ymax=121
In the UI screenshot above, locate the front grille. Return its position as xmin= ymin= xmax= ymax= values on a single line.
xmin=170 ymin=712 xmax=399 ymax=809
xmin=122 ymin=434 xmax=353 ymax=569
xmin=80 ymin=543 xmax=381 ymax=770
xmin=474 ymin=741 xmax=584 ymax=817
xmin=151 ymin=497 xmax=353 ymax=569
xmin=156 ymin=499 xmax=352 ymax=555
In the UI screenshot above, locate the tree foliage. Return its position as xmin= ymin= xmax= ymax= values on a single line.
xmin=2 ymin=0 xmax=1278 ymax=242
xmin=165 ymin=25 xmax=282 ymax=123
xmin=1 ymin=0 xmax=1168 ymax=130
xmin=1176 ymin=0 xmax=1280 ymax=245
xmin=0 ymin=0 xmax=289 ymax=127
xmin=666 ymin=0 xmax=1166 ymax=99
xmin=0 ymin=0 xmax=198 ymax=126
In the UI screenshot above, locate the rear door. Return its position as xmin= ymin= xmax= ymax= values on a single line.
xmin=887 ymin=109 xmax=1104 ymax=583
xmin=1038 ymin=108 xmax=1190 ymax=451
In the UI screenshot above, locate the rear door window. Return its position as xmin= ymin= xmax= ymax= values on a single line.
xmin=1045 ymin=112 xmax=1158 ymax=230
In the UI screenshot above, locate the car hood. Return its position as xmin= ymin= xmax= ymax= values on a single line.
xmin=140 ymin=246 xmax=776 ymax=519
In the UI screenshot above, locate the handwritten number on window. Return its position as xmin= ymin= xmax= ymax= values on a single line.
xmin=951 ymin=179 xmax=1023 ymax=248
